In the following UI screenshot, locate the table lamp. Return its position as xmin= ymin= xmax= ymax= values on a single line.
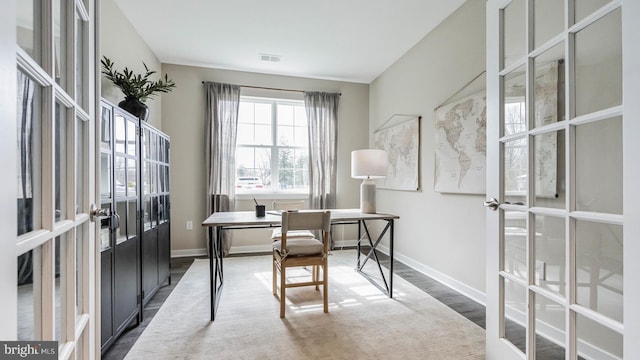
xmin=351 ymin=149 xmax=388 ymax=213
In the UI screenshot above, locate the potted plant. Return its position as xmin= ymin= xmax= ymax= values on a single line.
xmin=101 ymin=55 xmax=176 ymax=121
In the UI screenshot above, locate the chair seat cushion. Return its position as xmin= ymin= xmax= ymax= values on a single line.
xmin=272 ymin=238 xmax=323 ymax=256
xmin=271 ymin=228 xmax=315 ymax=241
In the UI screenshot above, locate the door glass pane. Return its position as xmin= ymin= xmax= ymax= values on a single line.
xmin=53 ymin=0 xmax=68 ymax=88
xmin=75 ymin=13 xmax=86 ymax=109
xmin=533 ymin=130 xmax=564 ymax=208
xmin=99 ymin=204 xmax=111 ymax=251
xmin=152 ymin=196 xmax=159 ymax=227
xmin=126 ymin=119 xmax=136 ymax=156
xmin=143 ymin=197 xmax=152 ymax=231
xmin=76 ymin=225 xmax=85 ymax=315
xmin=55 ymin=102 xmax=68 ymax=222
xmin=100 ymin=153 xmax=111 ymax=199
xmin=151 ymin=132 xmax=157 ymax=160
xmin=158 ymin=196 xmax=166 ymax=224
xmin=159 ymin=164 xmax=166 ymax=193
xmin=151 ymin=164 xmax=158 ymax=194
xmin=17 ymin=250 xmax=35 ymax=340
xmin=101 ymin=106 xmax=111 ymax=150
xmin=162 ymin=195 xmax=169 ymax=222
xmin=143 ymin=161 xmax=151 ymax=195
xmin=575 ymin=220 xmax=623 ymax=322
xmin=575 ymin=117 xmax=622 ymax=214
xmin=502 ymin=65 xmax=526 ymax=137
xmin=127 ymin=200 xmax=137 ymax=239
xmin=76 ymin=118 xmax=84 ymax=214
xmin=533 ymin=43 xmax=564 ymax=129
xmin=114 ymin=114 xmax=125 ymax=154
xmin=143 ymin=128 xmax=151 ymax=159
xmin=503 ymin=210 xmax=527 ymax=280
xmin=574 ymin=9 xmax=622 ymax=117
xmin=576 ymin=313 xmax=622 ymax=359
xmin=503 ymin=277 xmax=526 ymax=353
xmin=55 ymin=235 xmax=65 ymax=341
xmin=17 ymin=71 xmax=42 ymax=234
xmin=502 ymin=0 xmax=526 ymax=70
xmin=17 ymin=0 xmax=41 ymax=63
xmin=575 ymin=0 xmax=611 ymax=24
xmin=115 ymin=201 xmax=127 ymax=244
xmin=503 ymin=137 xmax=527 ymax=205
xmin=534 ymin=215 xmax=565 ymax=294
xmin=114 ymin=155 xmax=126 ymax=198
xmin=126 ymin=158 xmax=136 ymax=197
xmin=534 ymin=293 xmax=565 ymax=359
xmin=165 ymin=166 xmax=170 ymax=191
xmin=534 ymin=0 xmax=564 ymax=49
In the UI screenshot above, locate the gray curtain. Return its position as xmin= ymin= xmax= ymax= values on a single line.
xmin=205 ymin=82 xmax=241 ymax=256
xmin=17 ymin=70 xmax=35 ymax=285
xmin=304 ymin=92 xmax=339 ymax=210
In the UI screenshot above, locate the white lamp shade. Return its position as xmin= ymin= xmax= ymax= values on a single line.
xmin=351 ymin=149 xmax=388 ymax=179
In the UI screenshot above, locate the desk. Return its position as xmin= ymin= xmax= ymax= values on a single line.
xmin=202 ymin=209 xmax=399 ymax=321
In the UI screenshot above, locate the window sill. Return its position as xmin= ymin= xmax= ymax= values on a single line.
xmin=235 ymin=192 xmax=309 ymax=201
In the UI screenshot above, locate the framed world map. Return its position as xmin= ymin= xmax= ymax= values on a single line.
xmin=373 ymin=114 xmax=421 ymax=191
xmin=434 ymin=91 xmax=487 ymax=194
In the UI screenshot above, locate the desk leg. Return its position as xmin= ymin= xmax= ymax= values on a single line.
xmin=355 ymin=219 xmax=394 ymax=298
xmin=389 ymin=219 xmax=394 ymax=298
xmin=356 ymin=220 xmax=362 ymax=269
xmin=209 ymin=227 xmax=214 ymax=321
xmin=209 ymin=226 xmax=224 ymax=321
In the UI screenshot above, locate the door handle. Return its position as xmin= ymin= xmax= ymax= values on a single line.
xmin=483 ymin=198 xmax=500 ymax=211
xmin=90 ymin=204 xmax=110 ymax=222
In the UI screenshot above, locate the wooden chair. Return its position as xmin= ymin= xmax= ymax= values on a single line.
xmin=272 ymin=210 xmax=331 ymax=318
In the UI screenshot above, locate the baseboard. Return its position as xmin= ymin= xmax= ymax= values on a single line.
xmin=383 ymin=246 xmax=487 ymax=307
xmin=171 ymin=248 xmax=207 ymax=258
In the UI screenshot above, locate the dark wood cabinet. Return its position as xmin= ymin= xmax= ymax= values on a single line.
xmin=100 ymin=99 xmax=171 ymax=354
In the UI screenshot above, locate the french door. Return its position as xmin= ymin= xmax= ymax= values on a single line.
xmin=486 ymin=0 xmax=640 ymax=359
xmin=3 ymin=0 xmax=98 ymax=359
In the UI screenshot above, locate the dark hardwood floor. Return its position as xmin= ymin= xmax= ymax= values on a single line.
xmin=102 ymin=248 xmax=565 ymax=360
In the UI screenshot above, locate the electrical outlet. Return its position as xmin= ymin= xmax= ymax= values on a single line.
xmin=186 ymin=220 xmax=193 ymax=230
xmin=535 ymin=260 xmax=546 ymax=281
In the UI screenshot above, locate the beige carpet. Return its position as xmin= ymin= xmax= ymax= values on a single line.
xmin=125 ymin=250 xmax=485 ymax=359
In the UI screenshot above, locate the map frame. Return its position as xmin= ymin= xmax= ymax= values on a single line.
xmin=373 ymin=114 xmax=421 ymax=192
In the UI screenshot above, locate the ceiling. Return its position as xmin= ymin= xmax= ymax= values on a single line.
xmin=113 ymin=0 xmax=467 ymax=84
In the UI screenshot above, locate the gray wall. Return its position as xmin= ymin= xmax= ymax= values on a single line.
xmin=369 ymin=0 xmax=487 ymax=298
xmin=100 ymin=0 xmax=164 ymax=129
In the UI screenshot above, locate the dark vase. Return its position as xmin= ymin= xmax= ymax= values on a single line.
xmin=118 ymin=97 xmax=149 ymax=121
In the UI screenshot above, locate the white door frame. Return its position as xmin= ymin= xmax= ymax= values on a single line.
xmin=0 ymin=0 xmax=19 ymax=342
xmin=622 ymin=0 xmax=640 ymax=357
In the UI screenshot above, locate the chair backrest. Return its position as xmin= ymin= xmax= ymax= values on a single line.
xmin=272 ymin=200 xmax=306 ymax=211
xmin=281 ymin=211 xmax=331 ymax=233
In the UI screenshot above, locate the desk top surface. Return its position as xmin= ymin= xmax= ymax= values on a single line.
xmin=202 ymin=209 xmax=399 ymax=227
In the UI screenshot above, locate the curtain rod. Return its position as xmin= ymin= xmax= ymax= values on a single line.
xmin=201 ymin=81 xmax=341 ymax=95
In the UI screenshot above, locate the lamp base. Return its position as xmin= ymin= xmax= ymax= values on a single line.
xmin=360 ymin=179 xmax=377 ymax=214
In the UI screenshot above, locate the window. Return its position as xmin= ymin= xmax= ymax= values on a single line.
xmin=236 ymin=97 xmax=309 ymax=194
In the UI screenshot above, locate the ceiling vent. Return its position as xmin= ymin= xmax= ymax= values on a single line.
xmin=260 ymin=53 xmax=281 ymax=62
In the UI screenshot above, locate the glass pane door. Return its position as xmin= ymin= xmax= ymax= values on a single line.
xmin=14 ymin=0 xmax=96 ymax=358
xmin=487 ymin=0 xmax=624 ymax=358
